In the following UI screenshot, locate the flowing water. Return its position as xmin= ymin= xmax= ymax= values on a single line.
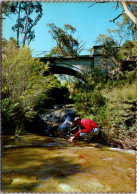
xmin=2 ymin=133 xmax=136 ymax=193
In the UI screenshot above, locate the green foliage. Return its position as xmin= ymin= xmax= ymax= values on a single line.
xmin=47 ymin=23 xmax=85 ymax=57
xmin=73 ymin=65 xmax=136 ymax=149
xmin=122 ymin=2 xmax=137 ymax=40
xmin=125 ymin=70 xmax=136 ymax=84
xmin=2 ymin=2 xmax=18 ymax=17
xmin=90 ymin=34 xmax=121 ymax=72
xmin=93 ymin=28 xmax=136 ymax=76
xmin=73 ymin=73 xmax=107 ymax=117
xmin=3 ymin=2 xmax=43 ymax=47
xmin=100 ymin=81 xmax=136 ymax=148
xmin=118 ymin=40 xmax=136 ymax=60
xmin=91 ymin=91 xmax=106 ymax=113
xmin=2 ymin=99 xmax=17 ymax=132
xmin=2 ymin=38 xmax=70 ymax=135
xmin=2 ymin=98 xmax=24 ymax=135
xmin=105 ymin=70 xmax=136 ymax=89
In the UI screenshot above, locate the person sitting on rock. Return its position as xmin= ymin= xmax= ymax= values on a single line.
xmin=69 ymin=116 xmax=99 ymax=142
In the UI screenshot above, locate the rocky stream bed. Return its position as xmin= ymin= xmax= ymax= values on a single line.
xmin=2 ymin=133 xmax=136 ymax=193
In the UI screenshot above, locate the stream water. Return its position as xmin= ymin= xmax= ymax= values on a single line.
xmin=2 ymin=133 xmax=136 ymax=193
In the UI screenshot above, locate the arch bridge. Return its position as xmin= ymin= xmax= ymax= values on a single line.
xmin=37 ymin=46 xmax=136 ymax=80
xmin=38 ymin=46 xmax=103 ymax=80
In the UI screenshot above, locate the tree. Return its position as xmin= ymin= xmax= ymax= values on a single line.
xmin=47 ymin=23 xmax=85 ymax=88
xmin=89 ymin=33 xmax=136 ymax=75
xmin=118 ymin=40 xmax=136 ymax=60
xmin=121 ymin=2 xmax=137 ymax=25
xmin=89 ymin=1 xmax=137 ymax=43
xmin=3 ymin=2 xmax=43 ymax=47
xmin=107 ymin=22 xmax=130 ymax=46
xmin=91 ymin=34 xmax=120 ymax=72
xmin=2 ymin=2 xmax=18 ymax=17
xmin=89 ymin=34 xmax=121 ymax=74
xmin=89 ymin=2 xmax=137 ymax=24
xmin=2 ymin=38 xmax=55 ymax=134
xmin=47 ymin=23 xmax=85 ymax=57
xmin=116 ymin=2 xmax=137 ymax=41
xmin=97 ymin=3 xmax=136 ymax=44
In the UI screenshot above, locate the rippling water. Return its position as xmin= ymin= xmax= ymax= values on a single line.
xmin=2 ymin=133 xmax=136 ymax=192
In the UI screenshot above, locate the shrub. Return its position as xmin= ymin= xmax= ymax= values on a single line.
xmin=2 ymin=38 xmax=69 ymax=135
xmin=90 ymin=91 xmax=106 ymax=113
xmin=125 ymin=70 xmax=136 ymax=84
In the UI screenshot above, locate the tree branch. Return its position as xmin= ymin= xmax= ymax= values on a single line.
xmin=22 ymin=2 xmax=31 ymax=46
xmin=121 ymin=1 xmax=137 ymax=25
xmin=17 ymin=2 xmax=21 ymax=47
xmin=110 ymin=11 xmax=125 ymax=23
xmin=88 ymin=1 xmax=137 ymax=26
xmin=26 ymin=14 xmax=41 ymax=34
xmin=88 ymin=2 xmax=97 ymax=8
xmin=88 ymin=1 xmax=109 ymax=8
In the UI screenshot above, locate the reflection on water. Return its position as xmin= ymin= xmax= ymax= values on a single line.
xmin=2 ymin=133 xmax=136 ymax=193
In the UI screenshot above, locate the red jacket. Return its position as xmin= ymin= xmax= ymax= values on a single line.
xmin=74 ymin=119 xmax=98 ymax=138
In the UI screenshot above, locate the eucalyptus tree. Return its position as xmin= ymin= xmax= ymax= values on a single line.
xmin=89 ymin=34 xmax=120 ymax=73
xmin=110 ymin=2 xmax=137 ymax=41
xmin=120 ymin=2 xmax=137 ymax=26
xmin=89 ymin=33 xmax=136 ymax=75
xmin=2 ymin=2 xmax=43 ymax=47
xmin=47 ymin=23 xmax=85 ymax=87
xmin=89 ymin=1 xmax=137 ymax=26
xmin=47 ymin=23 xmax=85 ymax=57
xmin=2 ymin=2 xmax=18 ymax=17
xmin=118 ymin=40 xmax=136 ymax=60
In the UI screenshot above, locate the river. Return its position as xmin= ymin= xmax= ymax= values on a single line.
xmin=2 ymin=133 xmax=136 ymax=193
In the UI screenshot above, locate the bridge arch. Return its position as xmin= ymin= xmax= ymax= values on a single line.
xmin=39 ymin=56 xmax=90 ymax=81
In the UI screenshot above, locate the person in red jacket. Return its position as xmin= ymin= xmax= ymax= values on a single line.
xmin=69 ymin=116 xmax=99 ymax=142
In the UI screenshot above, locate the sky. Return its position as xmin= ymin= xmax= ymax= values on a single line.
xmin=2 ymin=2 xmax=123 ymax=57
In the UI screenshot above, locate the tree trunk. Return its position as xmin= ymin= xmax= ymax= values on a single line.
xmin=68 ymin=75 xmax=71 ymax=89
xmin=17 ymin=2 xmax=21 ymax=48
xmin=121 ymin=1 xmax=137 ymax=25
xmin=22 ymin=2 xmax=31 ymax=46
